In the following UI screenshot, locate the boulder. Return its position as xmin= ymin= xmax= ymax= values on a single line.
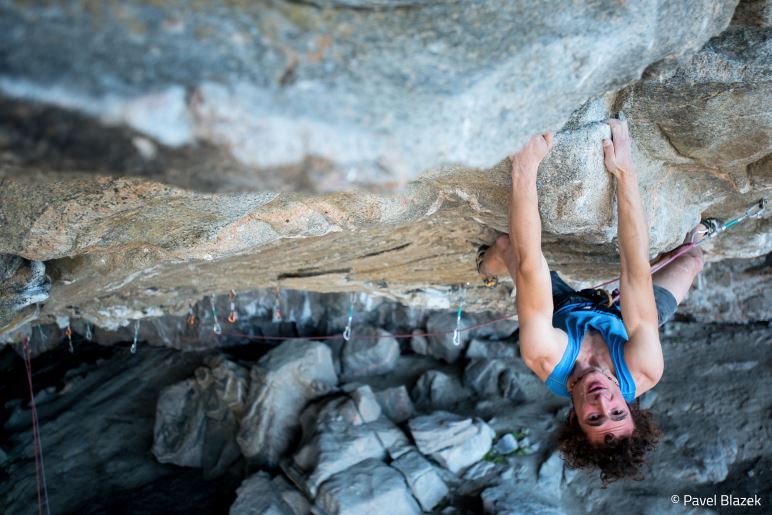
xmin=411 ymin=370 xmax=471 ymax=411
xmin=408 ymin=411 xmax=495 ymax=474
xmin=317 ymin=384 xmax=382 ymax=425
xmin=314 ymin=459 xmax=421 ymax=515
xmin=152 ymin=356 xmax=248 ymax=477
xmin=293 ymin=416 xmax=410 ymax=497
xmin=423 ymin=312 xmax=472 ymax=363
xmin=673 ymin=436 xmax=739 ymax=484
xmin=391 ymin=449 xmax=449 ymax=512
xmin=481 ymin=485 xmax=564 ymax=515
xmin=678 ymin=255 xmax=772 ymax=323
xmin=341 ymin=326 xmax=400 ymax=378
xmin=237 ymin=341 xmax=338 ymax=468
xmin=230 ymin=472 xmax=310 ymax=515
xmin=373 ymin=386 xmax=415 ymax=424
xmin=464 ymin=359 xmax=523 ymax=401
xmin=466 ymin=339 xmax=517 ymax=360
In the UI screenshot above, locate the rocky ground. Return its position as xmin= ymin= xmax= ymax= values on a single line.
xmin=1 ymin=261 xmax=770 ymax=514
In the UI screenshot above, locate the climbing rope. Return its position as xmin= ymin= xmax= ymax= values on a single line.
xmin=592 ymin=198 xmax=767 ymax=302
xmin=21 ymin=338 xmax=52 ymax=515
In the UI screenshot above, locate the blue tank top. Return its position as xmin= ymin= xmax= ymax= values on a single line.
xmin=545 ymin=302 xmax=636 ymax=402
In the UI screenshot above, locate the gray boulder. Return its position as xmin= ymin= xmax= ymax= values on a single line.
xmin=237 ymin=341 xmax=338 ymax=468
xmin=412 ymin=370 xmax=471 ymax=410
xmin=341 ymin=326 xmax=400 ymax=378
xmin=464 ymin=359 xmax=523 ymax=401
xmin=423 ymin=312 xmax=472 ymax=363
xmin=673 ymin=436 xmax=739 ymax=484
xmin=293 ymin=415 xmax=410 ymax=497
xmin=230 ymin=472 xmax=310 ymax=515
xmin=318 ymin=384 xmax=382 ymax=425
xmin=466 ymin=339 xmax=517 ymax=360
xmin=408 ymin=411 xmax=495 ymax=474
xmin=314 ymin=459 xmax=421 ymax=515
xmin=481 ymin=484 xmax=564 ymax=515
xmin=152 ymin=356 xmax=248 ymax=477
xmin=391 ymin=449 xmax=449 ymax=512
xmin=374 ymin=386 xmax=415 ymax=423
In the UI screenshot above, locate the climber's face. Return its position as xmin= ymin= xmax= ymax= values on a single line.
xmin=571 ymin=370 xmax=634 ymax=444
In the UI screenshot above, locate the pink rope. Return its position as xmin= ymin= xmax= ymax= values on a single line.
xmin=592 ymin=242 xmax=698 ymax=292
xmin=22 ymin=338 xmax=50 ymax=515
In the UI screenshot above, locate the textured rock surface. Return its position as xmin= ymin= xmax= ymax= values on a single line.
xmin=2 ymin=297 xmax=770 ymax=513
xmin=152 ymin=356 xmax=248 ymax=476
xmin=293 ymin=416 xmax=409 ymax=496
xmin=391 ymin=449 xmax=449 ymax=512
xmin=340 ymin=327 xmax=400 ymax=378
xmin=0 ymin=346 xmax=241 ymax=514
xmin=230 ymin=472 xmax=310 ymax=515
xmin=0 ymin=0 xmax=768 ymax=339
xmin=408 ymin=411 xmax=495 ymax=473
xmin=0 ymin=255 xmax=50 ymax=333
xmin=373 ymin=385 xmax=415 ymax=423
xmin=411 ymin=370 xmax=471 ymax=411
xmin=481 ymin=484 xmax=563 ymax=515
xmin=679 ymin=254 xmax=771 ymax=323
xmin=0 ymin=0 xmax=738 ymax=187
xmin=237 ymin=341 xmax=338 ymax=468
xmin=464 ymin=358 xmax=523 ymax=402
xmin=314 ymin=459 xmax=421 ymax=515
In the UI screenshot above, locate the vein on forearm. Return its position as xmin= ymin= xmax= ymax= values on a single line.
xmin=616 ymin=177 xmax=650 ymax=278
xmin=509 ymin=172 xmax=543 ymax=270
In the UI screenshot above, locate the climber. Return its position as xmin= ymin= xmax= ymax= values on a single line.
xmin=477 ymin=120 xmax=705 ymax=485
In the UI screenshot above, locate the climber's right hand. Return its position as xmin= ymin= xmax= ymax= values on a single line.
xmin=602 ymin=119 xmax=636 ymax=181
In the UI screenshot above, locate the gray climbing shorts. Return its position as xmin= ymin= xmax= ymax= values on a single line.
xmin=550 ymin=271 xmax=678 ymax=327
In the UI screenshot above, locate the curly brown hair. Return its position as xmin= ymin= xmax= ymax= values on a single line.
xmin=556 ymin=404 xmax=661 ymax=487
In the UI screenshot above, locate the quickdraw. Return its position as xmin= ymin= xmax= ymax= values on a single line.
xmin=596 ymin=197 xmax=767 ymax=303
xmin=186 ymin=305 xmax=197 ymax=327
xmin=64 ymin=325 xmax=74 ymax=353
xmin=227 ymin=290 xmax=238 ymax=324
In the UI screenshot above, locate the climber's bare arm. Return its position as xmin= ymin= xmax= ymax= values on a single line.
xmin=602 ymin=120 xmax=663 ymax=390
xmin=509 ymin=134 xmax=567 ymax=381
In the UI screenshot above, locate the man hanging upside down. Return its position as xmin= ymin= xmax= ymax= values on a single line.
xmin=477 ymin=120 xmax=705 ymax=485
